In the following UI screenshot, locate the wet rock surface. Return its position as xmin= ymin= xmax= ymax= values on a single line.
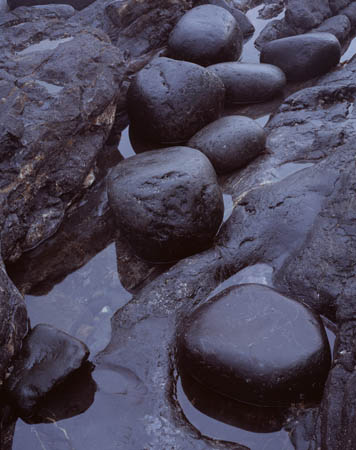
xmin=107 ymin=146 xmax=224 ymax=262
xmin=168 ymin=5 xmax=243 ymax=66
xmin=7 ymin=0 xmax=94 ymax=10
xmin=5 ymin=324 xmax=89 ymax=416
xmin=178 ymin=284 xmax=331 ymax=406
xmin=260 ymin=32 xmax=341 ymax=81
xmin=188 ymin=115 xmax=266 ymax=173
xmin=208 ymin=61 xmax=286 ymax=103
xmin=127 ymin=57 xmax=225 ymax=143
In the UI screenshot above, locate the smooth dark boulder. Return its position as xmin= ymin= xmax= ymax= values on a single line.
xmin=178 ymin=284 xmax=331 ymax=406
xmin=314 ymin=15 xmax=351 ymax=45
xmin=208 ymin=62 xmax=286 ymax=104
xmin=167 ymin=5 xmax=243 ymax=66
xmin=193 ymin=0 xmax=254 ymax=36
xmin=284 ymin=0 xmax=332 ymax=31
xmin=107 ymin=146 xmax=224 ymax=262
xmin=260 ymin=32 xmax=341 ymax=81
xmin=7 ymin=0 xmax=93 ymax=11
xmin=127 ymin=57 xmax=225 ymax=143
xmin=5 ymin=324 xmax=89 ymax=416
xmin=188 ymin=115 xmax=266 ymax=174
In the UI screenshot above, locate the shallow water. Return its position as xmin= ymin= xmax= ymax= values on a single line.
xmin=36 ymin=80 xmax=64 ymax=95
xmin=16 ymin=37 xmax=73 ymax=55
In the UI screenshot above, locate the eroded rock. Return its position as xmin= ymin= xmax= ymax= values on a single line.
xmin=107 ymin=146 xmax=224 ymax=262
xmin=188 ymin=115 xmax=266 ymax=173
xmin=127 ymin=57 xmax=225 ymax=143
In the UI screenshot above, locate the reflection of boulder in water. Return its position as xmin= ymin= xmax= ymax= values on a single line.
xmin=23 ymin=362 xmax=96 ymax=424
xmin=179 ymin=373 xmax=288 ymax=434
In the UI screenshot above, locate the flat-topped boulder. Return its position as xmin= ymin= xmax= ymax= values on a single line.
xmin=260 ymin=32 xmax=341 ymax=81
xmin=107 ymin=146 xmax=224 ymax=263
xmin=178 ymin=284 xmax=331 ymax=406
xmin=127 ymin=57 xmax=225 ymax=144
xmin=167 ymin=5 xmax=243 ymax=66
xmin=208 ymin=62 xmax=286 ymax=104
xmin=188 ymin=115 xmax=266 ymax=174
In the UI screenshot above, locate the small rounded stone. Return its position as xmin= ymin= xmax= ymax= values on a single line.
xmin=127 ymin=57 xmax=225 ymax=144
xmin=188 ymin=115 xmax=266 ymax=174
xmin=178 ymin=284 xmax=331 ymax=406
xmin=107 ymin=146 xmax=224 ymax=263
xmin=260 ymin=32 xmax=341 ymax=81
xmin=208 ymin=62 xmax=286 ymax=104
xmin=168 ymin=5 xmax=243 ymax=67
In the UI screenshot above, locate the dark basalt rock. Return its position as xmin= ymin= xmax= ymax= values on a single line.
xmin=340 ymin=2 xmax=356 ymax=29
xmin=107 ymin=146 xmax=224 ymax=262
xmin=177 ymin=284 xmax=331 ymax=406
xmin=5 ymin=324 xmax=89 ymax=416
xmin=7 ymin=0 xmax=94 ymax=11
xmin=188 ymin=115 xmax=266 ymax=174
xmin=284 ymin=0 xmax=332 ymax=32
xmin=260 ymin=32 xmax=341 ymax=81
xmin=127 ymin=57 xmax=225 ymax=143
xmin=192 ymin=0 xmax=255 ymax=36
xmin=314 ymin=14 xmax=351 ymax=46
xmin=208 ymin=62 xmax=286 ymax=104
xmin=167 ymin=5 xmax=243 ymax=67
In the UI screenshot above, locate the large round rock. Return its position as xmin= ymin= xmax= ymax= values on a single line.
xmin=260 ymin=32 xmax=341 ymax=81
xmin=178 ymin=284 xmax=331 ymax=406
xmin=127 ymin=57 xmax=225 ymax=144
xmin=167 ymin=5 xmax=243 ymax=67
xmin=188 ymin=115 xmax=266 ymax=174
xmin=107 ymin=147 xmax=224 ymax=263
xmin=208 ymin=62 xmax=286 ymax=104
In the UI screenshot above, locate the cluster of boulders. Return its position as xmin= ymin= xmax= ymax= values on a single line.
xmin=106 ymin=3 xmax=340 ymax=409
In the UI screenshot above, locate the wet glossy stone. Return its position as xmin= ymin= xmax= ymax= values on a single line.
xmin=188 ymin=115 xmax=266 ymax=174
xmin=208 ymin=62 xmax=286 ymax=104
xmin=7 ymin=0 xmax=93 ymax=10
xmin=107 ymin=146 xmax=224 ymax=263
xmin=178 ymin=284 xmax=331 ymax=406
xmin=260 ymin=32 xmax=341 ymax=81
xmin=5 ymin=324 xmax=89 ymax=416
xmin=127 ymin=57 xmax=225 ymax=144
xmin=167 ymin=5 xmax=243 ymax=67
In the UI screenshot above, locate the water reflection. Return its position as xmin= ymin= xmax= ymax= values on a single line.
xmin=177 ymin=376 xmax=294 ymax=450
xmin=25 ymin=243 xmax=132 ymax=355
xmin=16 ymin=37 xmax=73 ymax=56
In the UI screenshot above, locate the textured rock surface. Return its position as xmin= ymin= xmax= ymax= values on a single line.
xmin=107 ymin=147 xmax=224 ymax=262
xmin=208 ymin=62 xmax=286 ymax=103
xmin=178 ymin=284 xmax=331 ymax=406
xmin=127 ymin=57 xmax=225 ymax=143
xmin=7 ymin=0 xmax=94 ymax=11
xmin=261 ymin=32 xmax=341 ymax=81
xmin=5 ymin=324 xmax=89 ymax=416
xmin=168 ymin=5 xmax=243 ymax=66
xmin=188 ymin=115 xmax=266 ymax=173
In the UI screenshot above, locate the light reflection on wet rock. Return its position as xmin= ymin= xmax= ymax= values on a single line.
xmin=167 ymin=5 xmax=243 ymax=66
xmin=178 ymin=284 xmax=331 ymax=406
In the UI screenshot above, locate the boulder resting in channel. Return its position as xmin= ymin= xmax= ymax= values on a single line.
xmin=177 ymin=284 xmax=331 ymax=406
xmin=107 ymin=146 xmax=224 ymax=263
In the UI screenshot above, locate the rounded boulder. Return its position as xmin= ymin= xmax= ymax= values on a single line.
xmin=107 ymin=147 xmax=224 ymax=263
xmin=127 ymin=57 xmax=225 ymax=144
xmin=260 ymin=32 xmax=341 ymax=81
xmin=208 ymin=62 xmax=286 ymax=104
xmin=188 ymin=115 xmax=266 ymax=174
xmin=177 ymin=284 xmax=331 ymax=406
xmin=168 ymin=5 xmax=243 ymax=67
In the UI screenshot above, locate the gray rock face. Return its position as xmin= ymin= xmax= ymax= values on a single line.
xmin=260 ymin=32 xmax=341 ymax=81
xmin=178 ymin=284 xmax=331 ymax=406
xmin=127 ymin=57 xmax=225 ymax=143
xmin=107 ymin=146 xmax=224 ymax=262
xmin=208 ymin=62 xmax=286 ymax=103
xmin=167 ymin=5 xmax=243 ymax=66
xmin=0 ymin=5 xmax=124 ymax=263
xmin=5 ymin=324 xmax=89 ymax=416
xmin=314 ymin=14 xmax=351 ymax=45
xmin=284 ymin=0 xmax=332 ymax=31
xmin=188 ymin=115 xmax=266 ymax=174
